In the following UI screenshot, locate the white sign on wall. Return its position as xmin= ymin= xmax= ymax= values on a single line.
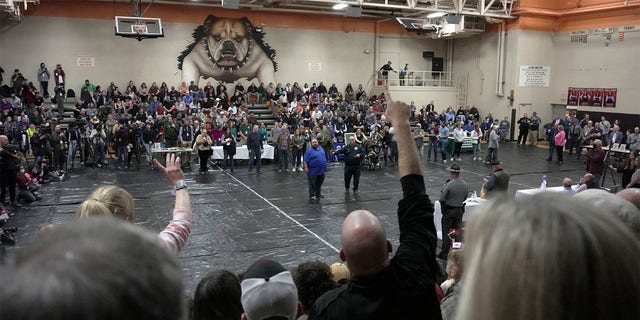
xmin=76 ymin=56 xmax=95 ymax=68
xmin=308 ymin=61 xmax=321 ymax=72
xmin=519 ymin=65 xmax=550 ymax=87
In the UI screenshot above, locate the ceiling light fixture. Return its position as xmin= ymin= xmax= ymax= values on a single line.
xmin=333 ymin=3 xmax=349 ymax=10
xmin=426 ymin=12 xmax=447 ymax=19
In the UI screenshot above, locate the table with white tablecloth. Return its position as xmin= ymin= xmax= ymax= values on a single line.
xmin=211 ymin=145 xmax=275 ymax=160
xmin=433 ymin=198 xmax=489 ymax=240
xmin=514 ymin=185 xmax=578 ymax=200
xmin=151 ymin=147 xmax=193 ymax=168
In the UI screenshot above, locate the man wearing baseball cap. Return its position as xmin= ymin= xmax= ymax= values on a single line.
xmin=241 ymin=259 xmax=303 ymax=320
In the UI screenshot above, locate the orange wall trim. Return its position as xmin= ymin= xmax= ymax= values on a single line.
xmin=21 ymin=1 xmax=640 ymax=34
xmin=513 ymin=0 xmax=640 ymax=31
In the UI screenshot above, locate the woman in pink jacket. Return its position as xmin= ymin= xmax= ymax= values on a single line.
xmin=555 ymin=125 xmax=566 ymax=164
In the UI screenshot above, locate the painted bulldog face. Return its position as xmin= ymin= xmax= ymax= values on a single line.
xmin=208 ymin=19 xmax=250 ymax=72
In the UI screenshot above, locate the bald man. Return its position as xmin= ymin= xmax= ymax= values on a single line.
xmin=617 ymin=188 xmax=640 ymax=210
xmin=310 ymin=89 xmax=440 ymax=319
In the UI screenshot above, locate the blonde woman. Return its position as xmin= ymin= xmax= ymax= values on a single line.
xmin=456 ymin=192 xmax=639 ymax=320
xmin=194 ymin=127 xmax=213 ymax=174
xmin=76 ymin=153 xmax=192 ymax=255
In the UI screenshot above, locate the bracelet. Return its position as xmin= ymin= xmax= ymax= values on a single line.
xmin=174 ymin=179 xmax=188 ymax=191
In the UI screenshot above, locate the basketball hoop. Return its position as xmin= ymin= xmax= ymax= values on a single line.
xmin=132 ymin=24 xmax=148 ymax=36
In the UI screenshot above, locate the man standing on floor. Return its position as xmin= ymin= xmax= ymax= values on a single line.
xmin=582 ymin=139 xmax=605 ymax=186
xmin=516 ymin=113 xmax=530 ymax=145
xmin=310 ymin=89 xmax=441 ymax=319
xmin=485 ymin=127 xmax=499 ymax=163
xmin=528 ymin=112 xmax=541 ymax=146
xmin=247 ymin=124 xmax=263 ymax=174
xmin=276 ymin=124 xmax=290 ymax=172
xmin=334 ymin=135 xmax=366 ymax=193
xmin=438 ymin=163 xmax=468 ymax=260
xmin=304 ymin=139 xmax=327 ymax=200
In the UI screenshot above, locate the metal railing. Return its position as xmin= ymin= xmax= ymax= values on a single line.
xmin=375 ymin=70 xmax=456 ymax=88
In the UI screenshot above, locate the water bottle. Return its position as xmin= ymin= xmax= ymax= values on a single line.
xmin=540 ymin=175 xmax=547 ymax=189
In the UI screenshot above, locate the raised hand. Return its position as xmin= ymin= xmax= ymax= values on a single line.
xmin=153 ymin=153 xmax=185 ymax=186
xmin=383 ymin=86 xmax=411 ymax=127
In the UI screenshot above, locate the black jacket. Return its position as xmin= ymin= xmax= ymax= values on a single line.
xmin=334 ymin=143 xmax=365 ymax=166
xmin=310 ymin=175 xmax=441 ymax=320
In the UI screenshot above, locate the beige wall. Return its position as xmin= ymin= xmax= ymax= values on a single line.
xmin=3 ymin=15 xmax=634 ymax=118
xmin=0 ymin=16 xmax=442 ymax=100
xmin=454 ymin=27 xmax=640 ymax=131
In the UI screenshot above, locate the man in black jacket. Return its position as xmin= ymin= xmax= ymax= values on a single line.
xmin=310 ymin=89 xmax=440 ymax=320
xmin=334 ymin=136 xmax=366 ymax=193
xmin=0 ymin=135 xmax=21 ymax=209
xmin=517 ymin=113 xmax=530 ymax=145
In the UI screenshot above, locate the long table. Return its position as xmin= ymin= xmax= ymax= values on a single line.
xmin=515 ymin=185 xmax=579 ymax=199
xmin=151 ymin=147 xmax=193 ymax=168
xmin=211 ymin=145 xmax=275 ymax=160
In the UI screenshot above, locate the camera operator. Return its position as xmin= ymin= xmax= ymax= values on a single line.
xmin=54 ymin=85 xmax=65 ymax=115
xmin=90 ymin=123 xmax=106 ymax=168
xmin=15 ymin=123 xmax=27 ymax=155
xmin=51 ymin=124 xmax=66 ymax=174
xmin=66 ymin=123 xmax=81 ymax=170
xmin=78 ymin=121 xmax=93 ymax=166
xmin=40 ymin=123 xmax=53 ymax=166
xmin=114 ymin=120 xmax=130 ymax=169
xmin=0 ymin=135 xmax=22 ymax=209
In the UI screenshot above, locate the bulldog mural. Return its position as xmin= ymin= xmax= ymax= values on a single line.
xmin=178 ymin=15 xmax=277 ymax=85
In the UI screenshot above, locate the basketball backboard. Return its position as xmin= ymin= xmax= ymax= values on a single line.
xmin=395 ymin=17 xmax=439 ymax=33
xmin=115 ymin=16 xmax=164 ymax=40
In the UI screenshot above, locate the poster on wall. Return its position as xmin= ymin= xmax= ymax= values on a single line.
xmin=566 ymin=87 xmax=616 ymax=108
xmin=590 ymin=88 xmax=604 ymax=107
xmin=578 ymin=88 xmax=592 ymax=106
xmin=603 ymin=88 xmax=617 ymax=108
xmin=567 ymin=87 xmax=579 ymax=106
xmin=177 ymin=15 xmax=278 ymax=86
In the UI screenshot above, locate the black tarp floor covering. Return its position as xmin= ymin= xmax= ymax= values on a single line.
xmin=1 ymin=142 xmax=598 ymax=294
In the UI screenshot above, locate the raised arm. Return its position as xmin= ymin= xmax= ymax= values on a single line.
xmin=153 ymin=153 xmax=193 ymax=255
xmin=383 ymin=87 xmax=421 ymax=178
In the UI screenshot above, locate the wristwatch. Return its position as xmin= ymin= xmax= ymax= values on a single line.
xmin=174 ymin=180 xmax=188 ymax=191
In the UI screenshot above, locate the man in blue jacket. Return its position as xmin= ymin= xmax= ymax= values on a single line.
xmin=304 ymin=139 xmax=327 ymax=200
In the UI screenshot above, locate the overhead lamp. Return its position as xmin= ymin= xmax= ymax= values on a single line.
xmin=333 ymin=3 xmax=349 ymax=10
xmin=427 ymin=12 xmax=446 ymax=19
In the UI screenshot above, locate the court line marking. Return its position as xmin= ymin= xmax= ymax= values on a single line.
xmin=219 ymin=167 xmax=340 ymax=253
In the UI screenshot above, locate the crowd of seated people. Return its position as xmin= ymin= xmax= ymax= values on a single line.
xmin=2 ymin=68 xmax=494 ymax=176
